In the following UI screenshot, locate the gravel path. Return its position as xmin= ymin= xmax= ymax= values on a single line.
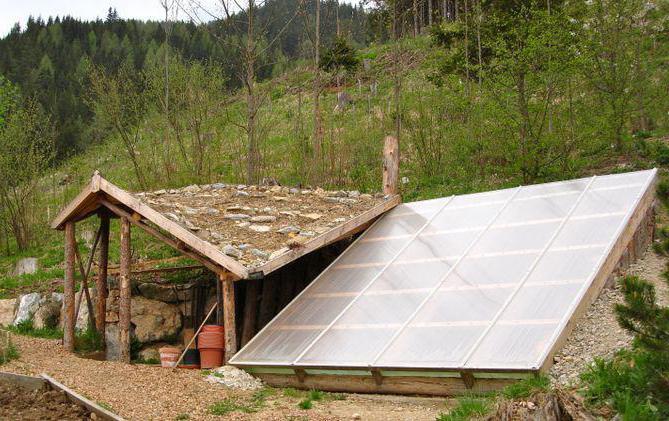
xmin=550 ymin=246 xmax=668 ymax=386
xmin=2 ymin=336 xmax=447 ymax=420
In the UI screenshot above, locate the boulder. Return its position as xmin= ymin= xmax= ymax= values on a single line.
xmin=0 ymin=298 xmax=17 ymax=326
xmin=105 ymin=323 xmax=121 ymax=361
xmin=34 ymin=293 xmax=63 ymax=329
xmin=138 ymin=345 xmax=161 ymax=362
xmin=137 ymin=283 xmax=193 ymax=303
xmin=13 ymin=258 xmax=38 ymax=276
xmin=14 ymin=293 xmax=42 ymax=325
xmin=131 ymin=296 xmax=182 ymax=343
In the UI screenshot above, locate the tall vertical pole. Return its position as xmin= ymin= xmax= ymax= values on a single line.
xmin=119 ymin=217 xmax=131 ymax=363
xmin=216 ymin=275 xmax=224 ymax=325
xmin=383 ymin=135 xmax=400 ymax=196
xmin=221 ymin=273 xmax=237 ymax=362
xmin=96 ymin=213 xmax=110 ymax=337
xmin=63 ymin=221 xmax=76 ymax=352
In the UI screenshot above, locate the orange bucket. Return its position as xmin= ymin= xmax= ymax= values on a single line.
xmin=199 ymin=325 xmax=225 ymax=368
xmin=159 ymin=346 xmax=182 ymax=368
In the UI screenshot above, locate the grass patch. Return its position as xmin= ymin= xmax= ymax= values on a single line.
xmin=501 ymin=375 xmax=550 ymax=399
xmin=7 ymin=319 xmax=62 ymax=339
xmin=175 ymin=414 xmax=189 ymax=420
xmin=283 ymin=387 xmax=303 ymax=398
xmin=325 ymin=392 xmax=346 ymax=401
xmin=308 ymin=389 xmax=324 ymax=401
xmin=297 ymin=399 xmax=313 ymax=410
xmin=208 ymin=398 xmax=256 ymax=416
xmin=0 ymin=336 xmax=19 ymax=365
xmin=436 ymin=396 xmax=492 ymax=421
xmin=135 ymin=357 xmax=160 ymax=365
xmin=74 ymin=327 xmax=104 ymax=353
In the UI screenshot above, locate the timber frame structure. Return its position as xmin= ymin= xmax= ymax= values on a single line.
xmin=51 ymin=136 xmax=402 ymax=363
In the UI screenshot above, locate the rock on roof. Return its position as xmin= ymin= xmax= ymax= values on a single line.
xmin=134 ymin=183 xmax=390 ymax=269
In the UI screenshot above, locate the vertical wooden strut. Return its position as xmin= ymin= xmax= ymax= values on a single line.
xmin=96 ymin=213 xmax=110 ymax=337
xmin=241 ymin=279 xmax=260 ymax=346
xmin=216 ymin=275 xmax=224 ymax=325
xmin=382 ymin=135 xmax=399 ymax=195
xmin=63 ymin=221 xmax=76 ymax=352
xmin=221 ymin=273 xmax=237 ymax=362
xmin=119 ymin=217 xmax=131 ymax=363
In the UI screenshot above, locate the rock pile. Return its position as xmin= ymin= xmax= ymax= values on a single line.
xmin=205 ymin=365 xmax=264 ymax=390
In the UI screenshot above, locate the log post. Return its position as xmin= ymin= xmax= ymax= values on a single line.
xmin=221 ymin=273 xmax=238 ymax=362
xmin=63 ymin=221 xmax=76 ymax=352
xmin=96 ymin=213 xmax=110 ymax=337
xmin=119 ymin=217 xmax=131 ymax=363
xmin=241 ymin=279 xmax=260 ymax=346
xmin=382 ymin=135 xmax=400 ymax=195
xmin=216 ymin=275 xmax=224 ymax=325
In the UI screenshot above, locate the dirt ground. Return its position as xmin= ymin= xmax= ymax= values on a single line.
xmin=0 ymin=381 xmax=91 ymax=420
xmin=2 ymin=335 xmax=450 ymax=420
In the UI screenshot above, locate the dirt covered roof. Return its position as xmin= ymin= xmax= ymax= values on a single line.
xmin=133 ymin=183 xmax=391 ymax=270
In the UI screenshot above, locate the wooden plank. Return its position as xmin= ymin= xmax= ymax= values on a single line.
xmin=119 ymin=217 xmax=131 ymax=363
xmin=51 ymin=179 xmax=96 ymax=229
xmin=253 ymin=195 xmax=401 ymax=276
xmin=540 ymin=174 xmax=657 ymax=372
xmin=255 ymin=372 xmax=516 ymax=396
xmin=40 ymin=373 xmax=125 ymax=421
xmin=63 ymin=222 xmax=76 ymax=352
xmin=98 ymin=177 xmax=249 ymax=279
xmin=241 ymin=279 xmax=260 ymax=346
xmin=382 ymin=135 xmax=399 ymax=195
xmin=0 ymin=371 xmax=47 ymax=392
xmin=100 ymin=199 xmax=228 ymax=277
xmin=107 ymin=264 xmax=204 ymax=276
xmin=216 ymin=274 xmax=224 ymax=325
xmin=96 ymin=213 xmax=110 ymax=335
xmin=222 ymin=273 xmax=238 ymax=362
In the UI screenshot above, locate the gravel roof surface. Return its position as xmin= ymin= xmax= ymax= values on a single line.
xmin=134 ymin=183 xmax=390 ymax=269
xmin=549 ymin=245 xmax=669 ymax=386
xmin=2 ymin=335 xmax=447 ymax=420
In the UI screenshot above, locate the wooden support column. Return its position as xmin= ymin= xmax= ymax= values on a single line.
xmin=221 ymin=273 xmax=237 ymax=362
xmin=96 ymin=213 xmax=110 ymax=336
xmin=119 ymin=217 xmax=132 ymax=363
xmin=382 ymin=135 xmax=399 ymax=195
xmin=216 ymin=275 xmax=224 ymax=325
xmin=241 ymin=279 xmax=260 ymax=346
xmin=63 ymin=221 xmax=76 ymax=352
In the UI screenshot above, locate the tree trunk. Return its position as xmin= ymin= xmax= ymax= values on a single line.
xmin=63 ymin=222 xmax=76 ymax=352
xmin=96 ymin=213 xmax=109 ymax=337
xmin=312 ymin=0 xmax=323 ymax=180
xmin=119 ymin=217 xmax=131 ymax=363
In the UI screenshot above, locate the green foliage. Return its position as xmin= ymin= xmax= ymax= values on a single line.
xmin=208 ymin=387 xmax=273 ymax=416
xmin=297 ymin=399 xmax=313 ymax=410
xmin=501 ymin=375 xmax=550 ymax=399
xmin=616 ymin=276 xmax=669 ymax=353
xmin=436 ymin=396 xmax=491 ymax=421
xmin=308 ymin=389 xmax=324 ymax=401
xmin=74 ymin=327 xmax=104 ymax=353
xmin=175 ymin=414 xmax=189 ymax=420
xmin=8 ymin=319 xmax=63 ymax=340
xmin=320 ymin=37 xmax=360 ymax=74
xmin=0 ymin=333 xmax=19 ymax=365
xmin=283 ymin=387 xmax=302 ymax=398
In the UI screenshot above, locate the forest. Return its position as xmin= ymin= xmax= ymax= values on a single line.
xmin=0 ymin=0 xmax=667 ymax=253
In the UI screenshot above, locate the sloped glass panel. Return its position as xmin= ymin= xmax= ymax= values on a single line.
xmin=299 ymin=327 xmax=397 ymax=365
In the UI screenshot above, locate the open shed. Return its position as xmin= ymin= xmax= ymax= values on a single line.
xmin=51 ymin=169 xmax=400 ymax=362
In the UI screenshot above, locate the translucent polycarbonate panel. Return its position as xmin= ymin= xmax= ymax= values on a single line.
xmin=235 ymin=328 xmax=323 ymax=364
xmin=377 ymin=326 xmax=485 ymax=367
xmin=412 ymin=288 xmax=512 ymax=324
xmin=231 ymin=169 xmax=656 ymax=373
xmin=299 ymin=327 xmax=397 ymax=365
xmin=464 ymin=323 xmax=556 ymax=369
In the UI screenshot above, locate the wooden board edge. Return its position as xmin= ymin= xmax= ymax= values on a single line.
xmin=538 ymin=175 xmax=657 ymax=373
xmin=51 ymin=181 xmax=95 ymax=230
xmin=98 ymin=177 xmax=249 ymax=279
xmin=253 ymin=195 xmax=402 ymax=276
xmin=0 ymin=370 xmax=47 ymax=391
xmin=255 ymin=372 xmax=516 ymax=396
xmin=40 ymin=373 xmax=125 ymax=421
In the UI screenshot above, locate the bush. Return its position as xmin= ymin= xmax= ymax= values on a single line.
xmin=74 ymin=327 xmax=104 ymax=353
xmin=8 ymin=319 xmax=62 ymax=339
xmin=437 ymin=396 xmax=491 ymax=421
xmin=0 ymin=333 xmax=19 ymax=365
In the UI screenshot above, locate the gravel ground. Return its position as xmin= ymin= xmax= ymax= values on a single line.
xmin=2 ymin=336 xmax=448 ymax=420
xmin=549 ymin=246 xmax=668 ymax=386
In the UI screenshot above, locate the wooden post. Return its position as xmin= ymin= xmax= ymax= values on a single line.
xmin=63 ymin=221 xmax=76 ymax=352
xmin=241 ymin=279 xmax=259 ymax=346
xmin=382 ymin=135 xmax=399 ymax=195
xmin=216 ymin=275 xmax=224 ymax=325
xmin=221 ymin=273 xmax=237 ymax=362
xmin=96 ymin=213 xmax=110 ymax=336
xmin=119 ymin=217 xmax=131 ymax=363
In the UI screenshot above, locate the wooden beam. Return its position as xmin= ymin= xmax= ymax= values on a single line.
xmin=119 ymin=217 xmax=131 ymax=363
xmin=241 ymin=279 xmax=260 ymax=346
xmin=216 ymin=274 xmax=224 ymax=325
xmin=222 ymin=273 xmax=238 ymax=362
xmin=382 ymin=135 xmax=399 ymax=195
xmin=96 ymin=213 xmax=110 ymax=336
xmin=63 ymin=222 xmax=76 ymax=352
xmin=97 ymin=178 xmax=249 ymax=278
xmin=100 ymin=199 xmax=228 ymax=276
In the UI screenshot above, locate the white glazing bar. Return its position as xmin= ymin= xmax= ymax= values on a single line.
xmin=370 ymin=186 xmax=523 ymax=366
xmin=290 ymin=195 xmax=457 ymax=365
xmin=460 ymin=175 xmax=598 ymax=368
xmin=532 ymin=169 xmax=656 ymax=368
